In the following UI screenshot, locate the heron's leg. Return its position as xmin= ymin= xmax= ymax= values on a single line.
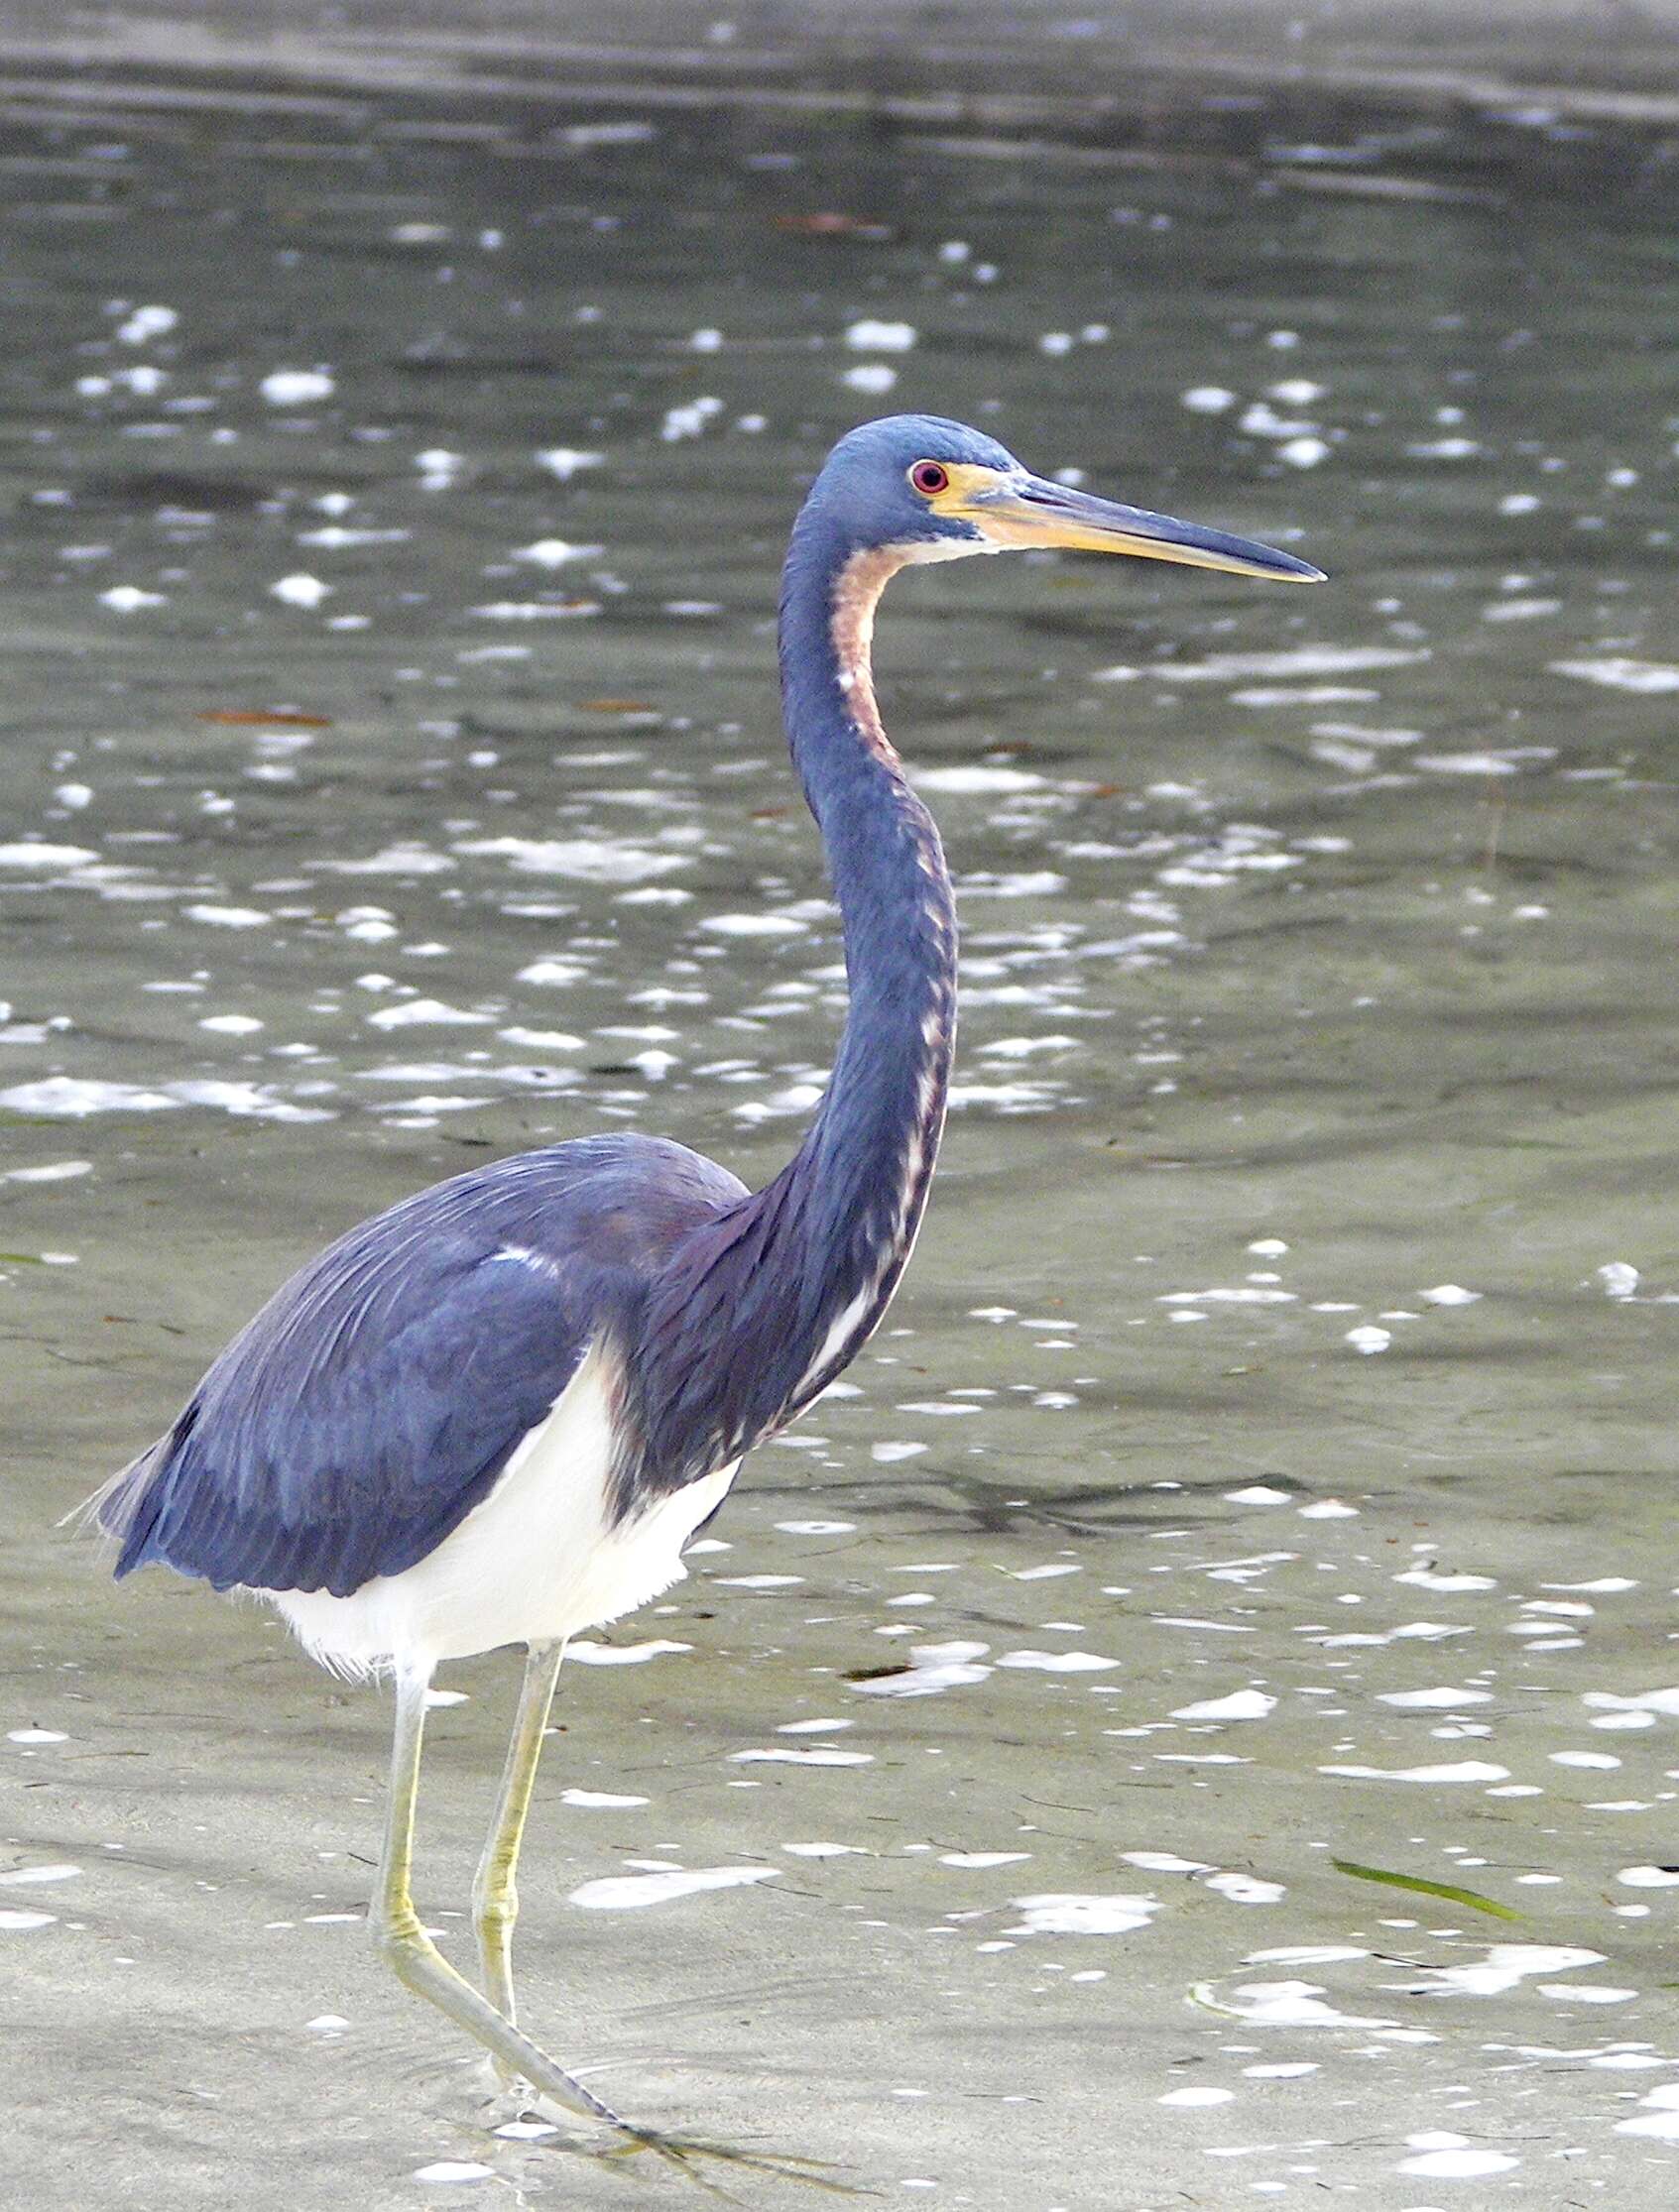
xmin=471 ymin=1637 xmax=564 ymax=2042
xmin=369 ymin=1667 xmax=626 ymax=2132
xmin=371 ymin=1673 xmax=859 ymax=2195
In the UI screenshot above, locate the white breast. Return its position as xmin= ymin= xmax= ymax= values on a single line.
xmin=273 ymin=1342 xmax=738 ymax=1681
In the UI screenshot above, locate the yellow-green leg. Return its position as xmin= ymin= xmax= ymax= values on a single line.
xmin=368 ymin=1662 xmax=857 ymax=2195
xmin=472 ymin=1637 xmax=564 ymax=2046
xmin=370 ymin=1664 xmax=626 ymax=2132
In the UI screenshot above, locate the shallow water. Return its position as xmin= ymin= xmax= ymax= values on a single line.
xmin=4 ymin=39 xmax=1679 ymax=2212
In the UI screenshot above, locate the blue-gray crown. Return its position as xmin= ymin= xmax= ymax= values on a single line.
xmin=799 ymin=414 xmax=1021 ymax=551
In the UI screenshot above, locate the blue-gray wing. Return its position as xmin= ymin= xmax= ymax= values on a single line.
xmin=101 ymin=1135 xmax=746 ymax=1599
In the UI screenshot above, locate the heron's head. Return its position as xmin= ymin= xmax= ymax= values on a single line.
xmin=802 ymin=412 xmax=1325 ymax=583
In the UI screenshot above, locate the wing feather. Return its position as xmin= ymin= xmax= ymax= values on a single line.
xmin=102 ymin=1135 xmax=745 ymax=1599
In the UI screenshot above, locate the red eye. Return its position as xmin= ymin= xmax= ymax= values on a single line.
xmin=909 ymin=460 xmax=950 ymax=496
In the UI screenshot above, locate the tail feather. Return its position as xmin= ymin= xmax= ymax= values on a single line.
xmin=60 ymin=1437 xmax=170 ymax=1563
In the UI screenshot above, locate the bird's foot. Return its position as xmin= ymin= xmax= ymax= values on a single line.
xmin=592 ymin=2124 xmax=869 ymax=2199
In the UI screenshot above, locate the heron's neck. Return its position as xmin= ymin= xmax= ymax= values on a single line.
xmin=633 ymin=517 xmax=958 ymax=1489
xmin=775 ymin=525 xmax=959 ymax=1368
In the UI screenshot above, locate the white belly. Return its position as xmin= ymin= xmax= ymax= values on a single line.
xmin=273 ymin=1343 xmax=738 ymax=1682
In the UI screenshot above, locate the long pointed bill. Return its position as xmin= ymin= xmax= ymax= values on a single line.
xmin=957 ymin=473 xmax=1325 ymax=583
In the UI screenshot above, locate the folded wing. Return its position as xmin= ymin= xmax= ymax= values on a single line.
xmin=100 ymin=1134 xmax=746 ymax=1599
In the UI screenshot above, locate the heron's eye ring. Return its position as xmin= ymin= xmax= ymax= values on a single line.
xmin=909 ymin=460 xmax=950 ymax=497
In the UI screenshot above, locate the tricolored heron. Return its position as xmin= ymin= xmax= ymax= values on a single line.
xmin=97 ymin=415 xmax=1321 ymax=2179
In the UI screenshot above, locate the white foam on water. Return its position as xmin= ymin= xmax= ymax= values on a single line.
xmin=1415 ymin=750 xmax=1551 ymax=774
xmin=182 ymin=903 xmax=271 ymax=928
xmin=1346 ymin=1325 xmax=1391 ymax=1354
xmin=1011 ymin=1893 xmax=1160 ymax=1935
xmin=1198 ymin=1977 xmax=1394 ymax=2030
xmin=471 ymin=599 xmax=600 ymax=620
xmin=1394 ymin=1568 xmax=1496 ymax=1592
xmin=271 ymin=573 xmax=331 ymax=609
xmin=565 ymin=1638 xmax=691 ymax=1666
xmin=1616 ymin=2085 xmax=1679 ymax=2141
xmin=535 ymin=446 xmax=602 ymax=479
xmin=698 ymin=911 xmax=805 ymax=936
xmin=730 ymin=1748 xmax=872 ymax=1766
xmin=1101 ymin=643 xmax=1424 ymax=685
xmin=1319 ymin=1761 xmax=1508 ymax=1784
xmin=1172 ymin=1690 xmax=1276 ymax=1721
xmin=1378 ymin=1688 xmax=1491 ymax=1708
xmin=317 ymin=843 xmax=455 ymax=876
xmin=261 ymin=368 xmax=334 ymax=406
xmin=844 ymin=319 xmax=917 ymax=350
xmin=116 ymin=303 xmax=177 ymax=342
xmin=850 ymin=1644 xmax=993 ymax=1697
xmin=569 ymin=1866 xmax=780 ymax=1911
xmin=1411 ymin=1944 xmax=1603 ymax=1998
xmin=916 ymin=765 xmax=1044 ymax=793
xmin=0 ymin=843 xmax=99 ymax=869
xmin=1206 ymin=1873 xmax=1285 ymax=1905
xmin=1551 ymin=656 xmax=1679 ymax=693
xmin=512 ymin=537 xmax=599 ymax=567
xmin=1397 ymin=2135 xmax=1518 ymax=2179
xmin=366 ymin=999 xmax=492 ymax=1030
xmin=458 ymin=836 xmax=687 ymax=882
xmin=1245 ymin=1945 xmax=1370 ymax=1965
xmin=1585 ymin=1685 xmax=1679 ymax=1715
